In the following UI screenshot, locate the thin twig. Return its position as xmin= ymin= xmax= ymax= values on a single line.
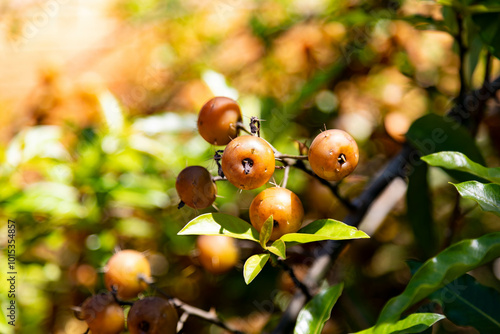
xmin=277 ymin=259 xmax=312 ymax=301
xmin=275 ymin=153 xmax=309 ymax=160
xmin=213 ymin=176 xmax=226 ymax=182
xmin=236 ymin=122 xmax=253 ymax=135
xmin=143 ymin=278 xmax=244 ymax=334
xmin=281 ymin=165 xmax=290 ymax=188
xmin=292 ymin=160 xmax=357 ymax=211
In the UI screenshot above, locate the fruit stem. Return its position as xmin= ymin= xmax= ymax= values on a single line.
xmin=236 ymin=122 xmax=252 ymax=135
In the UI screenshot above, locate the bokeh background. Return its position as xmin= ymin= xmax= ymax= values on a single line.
xmin=0 ymin=0 xmax=499 ymax=333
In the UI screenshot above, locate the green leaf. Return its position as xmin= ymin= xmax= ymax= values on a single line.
xmin=260 ymin=215 xmax=274 ymax=248
xmin=430 ymin=274 xmax=500 ymax=332
xmin=279 ymin=219 xmax=369 ymax=245
xmin=471 ymin=13 xmax=500 ymax=59
xmin=243 ymin=253 xmax=270 ymax=285
xmin=294 ymin=283 xmax=344 ymax=334
xmin=377 ymin=232 xmax=500 ymax=324
xmin=422 ymin=151 xmax=500 ymax=183
xmin=407 ymin=163 xmax=438 ymax=258
xmin=354 ymin=313 xmax=445 ymax=334
xmin=268 ymin=239 xmax=286 ymax=259
xmin=178 ymin=213 xmax=260 ymax=242
xmin=452 ymin=181 xmax=500 ymax=216
xmin=406 ymin=114 xmax=486 ymax=182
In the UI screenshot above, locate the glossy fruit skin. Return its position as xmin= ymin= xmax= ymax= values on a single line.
xmin=128 ymin=297 xmax=178 ymax=334
xmin=104 ymin=250 xmax=151 ymax=300
xmin=81 ymin=293 xmax=125 ymax=334
xmin=196 ymin=235 xmax=239 ymax=274
xmin=221 ymin=136 xmax=275 ymax=190
xmin=308 ymin=129 xmax=359 ymax=181
xmin=176 ymin=166 xmax=217 ymax=209
xmin=198 ymin=96 xmax=242 ymax=146
xmin=249 ymin=187 xmax=304 ymax=241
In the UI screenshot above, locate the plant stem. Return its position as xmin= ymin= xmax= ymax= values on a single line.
xmin=292 ymin=160 xmax=357 ymax=211
xmin=277 ymin=259 xmax=312 ymax=301
xmin=236 ymin=122 xmax=253 ymax=135
xmin=281 ymin=165 xmax=290 ymax=188
xmin=456 ymin=11 xmax=467 ymax=101
xmin=275 ymin=153 xmax=309 ymax=160
xmin=144 ymin=278 xmax=245 ymax=334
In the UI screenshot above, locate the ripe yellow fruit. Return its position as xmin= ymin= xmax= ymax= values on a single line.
xmin=197 ymin=235 xmax=239 ymax=274
xmin=104 ymin=250 xmax=151 ymax=300
xmin=249 ymin=187 xmax=304 ymax=241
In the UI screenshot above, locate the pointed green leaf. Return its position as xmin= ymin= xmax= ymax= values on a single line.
xmin=268 ymin=239 xmax=286 ymax=259
xmin=422 ymin=151 xmax=500 ymax=183
xmin=260 ymin=215 xmax=274 ymax=248
xmin=178 ymin=213 xmax=260 ymax=241
xmin=429 ymin=274 xmax=500 ymax=332
xmin=377 ymin=232 xmax=500 ymax=324
xmin=354 ymin=313 xmax=445 ymax=334
xmin=294 ymin=283 xmax=344 ymax=334
xmin=243 ymin=253 xmax=270 ymax=285
xmin=452 ymin=181 xmax=500 ymax=216
xmin=279 ymin=219 xmax=369 ymax=245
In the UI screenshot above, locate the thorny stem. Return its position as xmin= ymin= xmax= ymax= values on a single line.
xmin=277 ymin=259 xmax=312 ymax=301
xmin=141 ymin=277 xmax=245 ymax=334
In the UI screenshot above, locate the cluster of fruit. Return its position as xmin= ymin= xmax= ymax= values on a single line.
xmin=78 ymin=97 xmax=359 ymax=333
xmin=177 ymin=96 xmax=359 ymax=245
xmin=78 ymin=250 xmax=178 ymax=334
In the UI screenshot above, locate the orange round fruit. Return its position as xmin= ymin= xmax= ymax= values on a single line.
xmin=104 ymin=250 xmax=151 ymax=300
xmin=127 ymin=297 xmax=178 ymax=334
xmin=308 ymin=129 xmax=359 ymax=181
xmin=198 ymin=96 xmax=242 ymax=146
xmin=176 ymin=166 xmax=217 ymax=209
xmin=197 ymin=235 xmax=239 ymax=274
xmin=221 ymin=135 xmax=275 ymax=190
xmin=249 ymin=187 xmax=304 ymax=241
xmin=81 ymin=293 xmax=125 ymax=334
